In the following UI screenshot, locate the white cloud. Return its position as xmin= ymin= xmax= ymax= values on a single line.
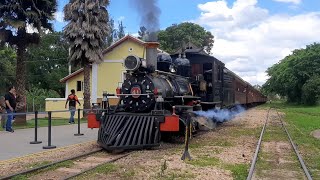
xmin=130 ymin=33 xmax=139 ymax=37
xmin=195 ymin=0 xmax=320 ymax=85
xmin=117 ymin=16 xmax=125 ymax=22
xmin=273 ymin=0 xmax=301 ymax=5
xmin=54 ymin=11 xmax=64 ymax=23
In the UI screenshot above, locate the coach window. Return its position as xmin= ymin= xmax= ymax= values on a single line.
xmin=77 ymin=81 xmax=82 ymax=91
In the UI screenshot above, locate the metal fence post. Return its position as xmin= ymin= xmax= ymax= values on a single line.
xmin=74 ymin=109 xmax=84 ymax=136
xmin=43 ymin=111 xmax=56 ymax=149
xmin=30 ymin=111 xmax=42 ymax=144
xmin=181 ymin=114 xmax=192 ymax=161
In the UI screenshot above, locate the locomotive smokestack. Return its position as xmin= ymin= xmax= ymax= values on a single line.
xmin=145 ymin=42 xmax=159 ymax=70
xmin=130 ymin=0 xmax=161 ymax=41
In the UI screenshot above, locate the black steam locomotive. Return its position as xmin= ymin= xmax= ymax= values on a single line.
xmin=97 ymin=42 xmax=266 ymax=151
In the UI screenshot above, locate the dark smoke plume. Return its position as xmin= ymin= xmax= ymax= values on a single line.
xmin=195 ymin=105 xmax=246 ymax=123
xmin=130 ymin=0 xmax=161 ymax=41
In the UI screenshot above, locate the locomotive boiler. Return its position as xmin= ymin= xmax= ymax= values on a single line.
xmin=120 ymin=55 xmax=192 ymax=113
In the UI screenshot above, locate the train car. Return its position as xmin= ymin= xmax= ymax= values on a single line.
xmin=171 ymin=49 xmax=225 ymax=111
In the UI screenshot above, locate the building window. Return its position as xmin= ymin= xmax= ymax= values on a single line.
xmin=77 ymin=81 xmax=82 ymax=91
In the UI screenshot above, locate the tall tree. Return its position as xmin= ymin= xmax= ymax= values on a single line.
xmin=106 ymin=18 xmax=116 ymax=47
xmin=63 ymin=0 xmax=110 ymax=111
xmin=158 ymin=22 xmax=214 ymax=54
xmin=116 ymin=21 xmax=125 ymax=40
xmin=0 ymin=0 xmax=57 ymax=124
xmin=27 ymin=32 xmax=69 ymax=96
xmin=0 ymin=46 xmax=16 ymax=95
xmin=263 ymin=43 xmax=320 ymax=104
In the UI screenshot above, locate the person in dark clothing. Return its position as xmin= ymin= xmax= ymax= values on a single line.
xmin=5 ymin=86 xmax=16 ymax=132
xmin=65 ymin=89 xmax=81 ymax=124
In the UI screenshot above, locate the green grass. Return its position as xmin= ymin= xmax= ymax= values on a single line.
xmin=262 ymin=126 xmax=288 ymax=141
xmin=258 ymin=102 xmax=320 ymax=179
xmin=224 ymin=164 xmax=249 ymax=180
xmin=187 ymin=156 xmax=220 ymax=167
xmin=74 ymin=163 xmax=118 ymax=180
xmin=228 ymin=127 xmax=262 ymax=138
xmin=186 ymin=155 xmax=248 ymax=180
xmin=158 ymin=171 xmax=196 ymax=180
xmin=189 ymin=138 xmax=233 ymax=149
xmin=0 ymin=118 xmax=87 ymax=131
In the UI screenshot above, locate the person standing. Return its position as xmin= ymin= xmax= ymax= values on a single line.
xmin=5 ymin=86 xmax=16 ymax=132
xmin=65 ymin=89 xmax=81 ymax=124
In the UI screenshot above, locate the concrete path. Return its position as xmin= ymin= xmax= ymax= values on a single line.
xmin=0 ymin=124 xmax=98 ymax=161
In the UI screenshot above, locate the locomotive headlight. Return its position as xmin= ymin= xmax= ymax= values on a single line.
xmin=124 ymin=55 xmax=141 ymax=71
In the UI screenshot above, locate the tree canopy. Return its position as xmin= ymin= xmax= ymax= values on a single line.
xmin=117 ymin=21 xmax=125 ymax=39
xmin=0 ymin=0 xmax=57 ymax=123
xmin=0 ymin=46 xmax=16 ymax=95
xmin=27 ymin=32 xmax=69 ymax=97
xmin=157 ymin=22 xmax=214 ymax=54
xmin=263 ymin=43 xmax=320 ymax=105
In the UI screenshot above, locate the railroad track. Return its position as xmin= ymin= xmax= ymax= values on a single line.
xmin=247 ymin=108 xmax=312 ymax=180
xmin=0 ymin=148 xmax=131 ymax=180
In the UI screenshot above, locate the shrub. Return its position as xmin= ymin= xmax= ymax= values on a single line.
xmin=26 ymin=86 xmax=60 ymax=112
xmin=302 ymin=76 xmax=320 ymax=105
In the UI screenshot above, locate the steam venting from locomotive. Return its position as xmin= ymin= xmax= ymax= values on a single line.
xmin=130 ymin=0 xmax=161 ymax=41
xmin=195 ymin=105 xmax=246 ymax=123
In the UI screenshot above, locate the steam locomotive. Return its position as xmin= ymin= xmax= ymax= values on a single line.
xmin=96 ymin=42 xmax=267 ymax=151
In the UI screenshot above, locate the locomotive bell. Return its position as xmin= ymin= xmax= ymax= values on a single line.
xmin=124 ymin=55 xmax=147 ymax=71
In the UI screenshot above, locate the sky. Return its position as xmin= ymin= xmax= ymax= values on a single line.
xmin=53 ymin=0 xmax=320 ymax=86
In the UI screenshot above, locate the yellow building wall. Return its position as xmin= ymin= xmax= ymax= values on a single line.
xmin=98 ymin=40 xmax=146 ymax=105
xmin=46 ymin=39 xmax=146 ymax=117
xmin=97 ymin=63 xmax=124 ymax=95
xmin=104 ymin=41 xmax=146 ymax=60
xmin=66 ymin=71 xmax=92 ymax=99
xmin=45 ymin=98 xmax=84 ymax=119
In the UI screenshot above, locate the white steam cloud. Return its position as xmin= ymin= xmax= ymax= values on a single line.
xmin=195 ymin=105 xmax=245 ymax=122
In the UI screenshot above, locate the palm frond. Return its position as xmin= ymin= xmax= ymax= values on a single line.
xmin=63 ymin=0 xmax=109 ymax=64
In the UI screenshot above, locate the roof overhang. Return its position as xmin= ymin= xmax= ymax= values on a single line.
xmin=60 ymin=68 xmax=84 ymax=83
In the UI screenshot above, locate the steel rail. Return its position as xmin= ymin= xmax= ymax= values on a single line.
xmin=0 ymin=148 xmax=103 ymax=180
xmin=247 ymin=108 xmax=313 ymax=180
xmin=64 ymin=153 xmax=132 ymax=180
xmin=246 ymin=107 xmax=271 ymax=180
xmin=276 ymin=111 xmax=313 ymax=180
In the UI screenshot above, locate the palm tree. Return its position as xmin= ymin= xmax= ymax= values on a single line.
xmin=0 ymin=0 xmax=57 ymax=124
xmin=63 ymin=0 xmax=110 ymax=111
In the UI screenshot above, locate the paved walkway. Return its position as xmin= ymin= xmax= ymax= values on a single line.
xmin=0 ymin=124 xmax=98 ymax=161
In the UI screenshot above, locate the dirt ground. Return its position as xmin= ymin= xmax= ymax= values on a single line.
xmin=77 ymin=107 xmax=269 ymax=180
xmin=0 ymin=107 xmax=306 ymax=179
xmin=0 ymin=141 xmax=101 ymax=178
